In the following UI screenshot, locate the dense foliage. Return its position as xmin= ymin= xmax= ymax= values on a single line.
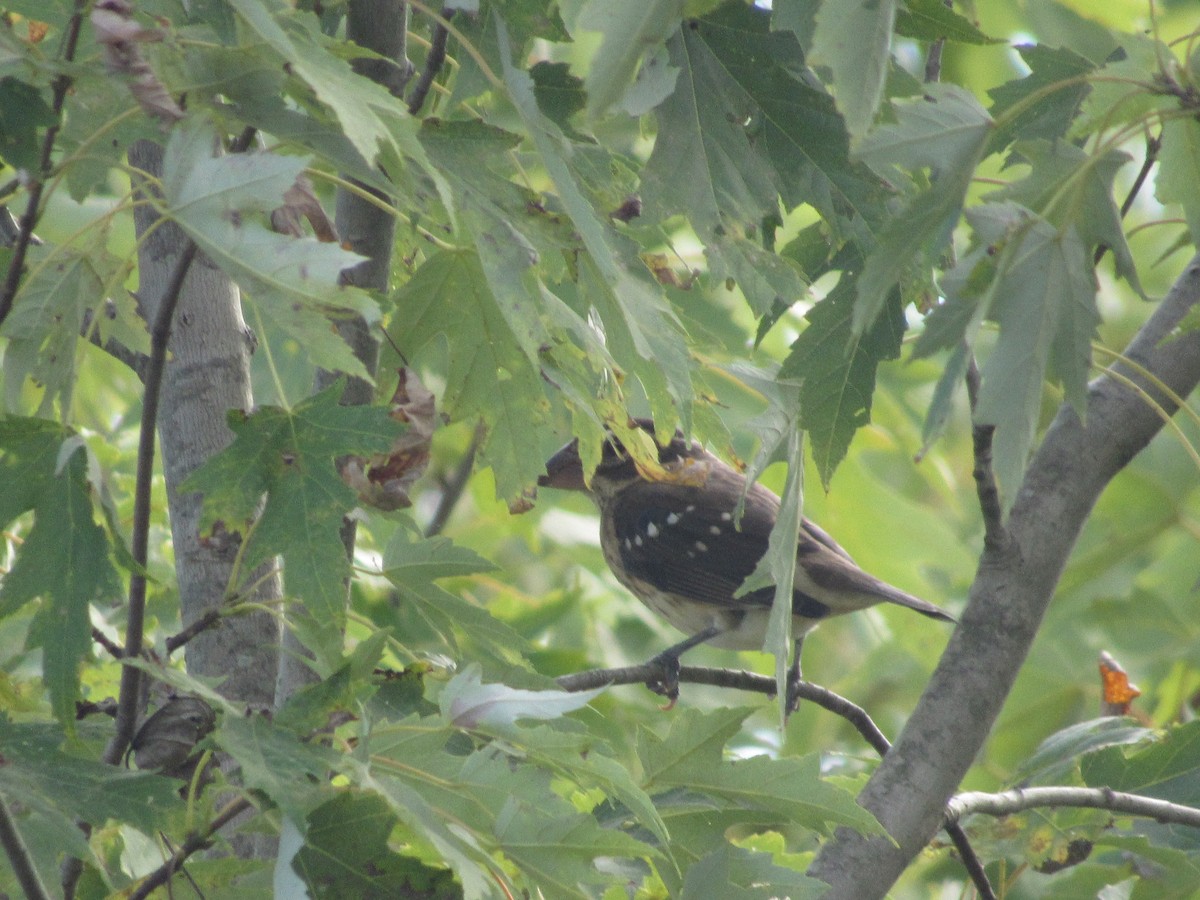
xmin=2 ymin=0 xmax=1200 ymax=897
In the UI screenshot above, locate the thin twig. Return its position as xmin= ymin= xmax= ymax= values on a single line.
xmin=0 ymin=0 xmax=88 ymax=329
xmin=63 ymin=223 xmax=200 ymax=900
xmin=164 ymin=608 xmax=223 ymax=655
xmin=127 ymin=797 xmax=253 ymax=900
xmin=1095 ymin=130 xmax=1162 ymax=266
xmin=946 ymin=787 xmax=1200 ymax=829
xmin=104 ymin=240 xmax=199 ymax=768
xmin=91 ymin=626 xmax=125 ymax=659
xmin=557 ymin=664 xmax=892 ymax=750
xmin=924 ymin=36 xmax=946 ymax=84
xmin=0 ymin=794 xmax=52 ymax=900
xmin=81 ymin=309 xmax=150 ymax=377
xmin=407 ymin=10 xmax=454 ymax=116
xmin=966 ymin=357 xmax=1008 ymax=550
xmin=425 ymin=425 xmax=481 ymax=537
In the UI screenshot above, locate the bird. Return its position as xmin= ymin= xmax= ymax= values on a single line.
xmin=537 ymin=419 xmax=955 ymax=707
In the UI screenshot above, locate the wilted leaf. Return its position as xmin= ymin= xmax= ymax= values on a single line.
xmin=91 ymin=0 xmax=184 ymax=124
xmin=271 ymin=174 xmax=339 ymax=242
xmin=343 ymin=367 xmax=436 ymax=511
xmin=1099 ymin=651 xmax=1141 ymax=717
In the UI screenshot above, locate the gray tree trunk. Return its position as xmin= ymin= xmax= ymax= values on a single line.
xmin=129 ymin=140 xmax=281 ymax=705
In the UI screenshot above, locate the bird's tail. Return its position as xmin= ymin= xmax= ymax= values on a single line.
xmin=877 ymin=583 xmax=957 ymax=624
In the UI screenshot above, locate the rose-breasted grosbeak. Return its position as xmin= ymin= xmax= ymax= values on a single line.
xmin=538 ymin=420 xmax=954 ymax=703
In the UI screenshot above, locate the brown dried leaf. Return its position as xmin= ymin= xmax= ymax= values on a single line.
xmin=507 ymin=487 xmax=537 ymax=515
xmin=345 ymin=368 xmax=437 ymax=511
xmin=271 ymin=175 xmax=338 ymax=242
xmin=1099 ymin=651 xmax=1141 ymax=717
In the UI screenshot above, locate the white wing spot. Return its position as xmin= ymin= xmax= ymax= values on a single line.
xmin=646 ymin=522 xmax=660 ymax=538
xmin=634 ymin=535 xmax=643 ymax=547
xmin=720 ymin=511 xmax=732 ymax=521
xmin=695 ymin=541 xmax=708 ymax=552
xmin=666 ymin=512 xmax=681 ymax=525
xmin=709 ymin=525 xmax=722 ymax=535
xmin=685 ymin=504 xmax=696 ymax=513
xmin=687 ymin=550 xmax=696 ymax=558
xmin=623 ymin=538 xmax=632 ymax=551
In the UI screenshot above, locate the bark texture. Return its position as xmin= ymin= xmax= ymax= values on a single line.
xmin=130 ymin=140 xmax=281 ymax=706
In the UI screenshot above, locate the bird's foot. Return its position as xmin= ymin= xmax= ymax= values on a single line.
xmin=784 ymin=672 xmax=804 ymax=717
xmin=644 ymin=651 xmax=682 ymax=707
xmin=784 ymin=654 xmax=804 ymax=718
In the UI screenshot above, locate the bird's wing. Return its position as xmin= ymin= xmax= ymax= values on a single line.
xmin=607 ymin=477 xmax=832 ymax=618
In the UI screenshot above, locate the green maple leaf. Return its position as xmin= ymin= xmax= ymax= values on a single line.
xmin=855 ymin=84 xmax=993 ymax=331
xmin=162 ymin=118 xmax=380 ymax=380
xmin=780 ymin=270 xmax=906 ymax=487
xmin=645 ymin=3 xmax=889 ymax=247
xmin=638 ymin=707 xmax=882 ymax=835
xmin=0 ymin=419 xmax=123 ymax=729
xmin=182 ymin=383 xmax=398 ymax=665
xmin=392 ymin=249 xmax=552 ymax=502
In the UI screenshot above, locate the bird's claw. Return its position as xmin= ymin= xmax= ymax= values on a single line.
xmin=644 ymin=652 xmax=682 ymax=706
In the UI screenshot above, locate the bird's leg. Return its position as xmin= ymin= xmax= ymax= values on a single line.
xmin=785 ymin=635 xmax=806 ymax=715
xmin=644 ymin=624 xmax=723 ymax=704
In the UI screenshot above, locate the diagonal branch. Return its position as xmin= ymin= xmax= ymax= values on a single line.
xmin=809 ymin=253 xmax=1200 ymax=898
xmin=0 ymin=794 xmax=51 ymax=900
xmin=127 ymin=797 xmax=253 ymax=900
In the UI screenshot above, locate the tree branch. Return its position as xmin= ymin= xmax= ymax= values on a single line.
xmin=966 ymin=357 xmax=1008 ymax=551
xmin=165 ymin=608 xmax=223 ymax=655
xmin=946 ymin=787 xmax=1200 ymax=830
xmin=63 ymin=241 xmax=198 ymax=900
xmin=0 ymin=794 xmax=52 ymax=900
xmin=425 ymin=425 xmax=481 ymax=537
xmin=407 ymin=9 xmax=454 ymax=116
xmin=809 ymin=253 xmax=1200 ymax=897
xmin=557 ymin=664 xmax=892 ymax=754
xmin=104 ymin=241 xmax=198 ymax=768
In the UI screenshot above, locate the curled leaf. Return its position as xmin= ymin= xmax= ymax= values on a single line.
xmin=344 ymin=367 xmax=436 ymax=510
xmin=91 ymin=0 xmax=184 ymax=125
xmin=1099 ymin=651 xmax=1141 ymax=717
xmin=271 ymin=175 xmax=338 ymax=242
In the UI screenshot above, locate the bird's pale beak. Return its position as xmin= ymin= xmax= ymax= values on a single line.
xmin=538 ymin=439 xmax=588 ymax=491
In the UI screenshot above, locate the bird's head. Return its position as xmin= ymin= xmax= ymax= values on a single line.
xmin=538 ymin=419 xmax=706 ymax=498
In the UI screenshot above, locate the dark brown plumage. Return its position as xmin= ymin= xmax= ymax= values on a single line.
xmin=539 ymin=420 xmax=954 ymax=703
